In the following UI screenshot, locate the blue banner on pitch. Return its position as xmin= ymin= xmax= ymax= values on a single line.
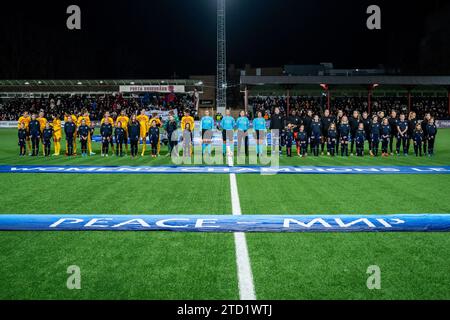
xmin=1 ymin=165 xmax=450 ymax=175
xmin=1 ymin=214 xmax=450 ymax=232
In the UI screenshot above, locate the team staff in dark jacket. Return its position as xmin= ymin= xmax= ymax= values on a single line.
xmin=18 ymin=123 xmax=27 ymax=156
xmin=321 ymin=109 xmax=334 ymax=155
xmin=115 ymin=121 xmax=125 ymax=157
xmin=29 ymin=114 xmax=41 ymax=156
xmin=100 ymin=120 xmax=113 ymax=157
xmin=128 ymin=115 xmax=140 ymax=158
xmin=426 ymin=118 xmax=438 ymax=156
xmin=78 ymin=119 xmax=90 ymax=157
xmin=269 ymin=107 xmax=285 ymax=154
xmin=42 ymin=123 xmax=53 ymax=157
xmin=287 ymin=110 xmax=301 ymax=130
xmin=64 ymin=116 xmax=77 ymax=156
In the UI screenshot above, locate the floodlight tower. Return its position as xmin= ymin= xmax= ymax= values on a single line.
xmin=216 ymin=0 xmax=227 ymax=114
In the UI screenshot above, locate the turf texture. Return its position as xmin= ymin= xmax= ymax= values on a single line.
xmin=0 ymin=128 xmax=449 ymax=299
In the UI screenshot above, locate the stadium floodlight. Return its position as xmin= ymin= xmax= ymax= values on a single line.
xmin=24 ymin=81 xmax=30 ymax=85
xmin=130 ymin=81 xmax=135 ymax=85
xmin=77 ymin=81 xmax=82 ymax=85
xmin=37 ymin=81 xmax=42 ymax=84
xmin=216 ymin=0 xmax=227 ymax=114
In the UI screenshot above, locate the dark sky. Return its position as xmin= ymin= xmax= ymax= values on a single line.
xmin=0 ymin=0 xmax=449 ymax=79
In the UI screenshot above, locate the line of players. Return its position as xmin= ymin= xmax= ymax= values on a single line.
xmin=17 ymin=107 xmax=439 ymax=158
xmin=279 ymin=108 xmax=438 ymax=157
xmin=17 ymin=109 xmax=195 ymax=158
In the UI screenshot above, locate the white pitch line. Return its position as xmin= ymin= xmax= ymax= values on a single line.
xmin=227 ymin=150 xmax=256 ymax=300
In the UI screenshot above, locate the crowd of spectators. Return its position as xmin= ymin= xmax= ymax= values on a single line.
xmin=0 ymin=92 xmax=197 ymax=121
xmin=249 ymin=95 xmax=449 ymax=120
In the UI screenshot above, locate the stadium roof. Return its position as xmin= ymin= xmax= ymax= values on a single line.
xmin=0 ymin=79 xmax=204 ymax=94
xmin=240 ymin=76 xmax=450 ymax=86
xmin=0 ymin=79 xmax=202 ymax=86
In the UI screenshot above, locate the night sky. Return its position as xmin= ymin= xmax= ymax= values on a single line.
xmin=0 ymin=0 xmax=449 ymax=79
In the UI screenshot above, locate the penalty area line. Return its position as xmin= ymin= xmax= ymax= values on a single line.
xmin=227 ymin=149 xmax=256 ymax=300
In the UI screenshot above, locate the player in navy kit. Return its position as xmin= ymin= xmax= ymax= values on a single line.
xmin=388 ymin=110 xmax=398 ymax=155
xmin=349 ymin=111 xmax=360 ymax=155
xmin=285 ymin=124 xmax=294 ymax=157
xmin=355 ymin=123 xmax=366 ymax=157
xmin=412 ymin=123 xmax=424 ymax=157
xmin=380 ymin=118 xmax=391 ymax=157
xmin=296 ymin=125 xmax=308 ymax=157
xmin=396 ymin=113 xmax=409 ymax=156
xmin=310 ymin=115 xmax=322 ymax=156
xmin=370 ymin=116 xmax=381 ymax=157
xmin=361 ymin=112 xmax=372 ymax=151
xmin=339 ymin=116 xmax=350 ymax=157
xmin=407 ymin=112 xmax=418 ymax=154
xmin=327 ymin=123 xmax=337 ymax=157
xmin=426 ymin=117 xmax=438 ymax=156
xmin=320 ymin=109 xmax=334 ymax=155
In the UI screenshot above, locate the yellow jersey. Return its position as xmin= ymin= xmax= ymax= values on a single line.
xmin=101 ymin=117 xmax=114 ymax=126
xmin=37 ymin=117 xmax=47 ymax=132
xmin=149 ymin=117 xmax=162 ymax=128
xmin=52 ymin=119 xmax=62 ymax=132
xmin=18 ymin=116 xmax=31 ymax=129
xmin=52 ymin=119 xmax=62 ymax=138
xmin=77 ymin=115 xmax=91 ymax=127
xmin=181 ymin=116 xmax=195 ymax=131
xmin=64 ymin=114 xmax=78 ymax=123
xmin=136 ymin=114 xmax=149 ymax=133
xmin=116 ymin=115 xmax=130 ymax=131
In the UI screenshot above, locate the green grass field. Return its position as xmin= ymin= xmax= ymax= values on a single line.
xmin=0 ymin=128 xmax=449 ymax=299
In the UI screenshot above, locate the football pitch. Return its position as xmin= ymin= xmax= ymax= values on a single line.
xmin=1 ymin=128 xmax=450 ymax=300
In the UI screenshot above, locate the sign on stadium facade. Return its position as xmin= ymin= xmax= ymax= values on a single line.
xmin=119 ymin=85 xmax=185 ymax=93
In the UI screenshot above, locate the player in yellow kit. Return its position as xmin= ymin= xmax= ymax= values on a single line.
xmin=77 ymin=110 xmax=95 ymax=155
xmin=51 ymin=114 xmax=62 ymax=155
xmin=64 ymin=112 xmax=78 ymax=155
xmin=37 ymin=111 xmax=48 ymax=156
xmin=17 ymin=111 xmax=31 ymax=154
xmin=136 ymin=109 xmax=149 ymax=156
xmin=101 ymin=112 xmax=115 ymax=154
xmin=116 ymin=110 xmax=130 ymax=155
xmin=181 ymin=110 xmax=195 ymax=132
xmin=149 ymin=112 xmax=162 ymax=155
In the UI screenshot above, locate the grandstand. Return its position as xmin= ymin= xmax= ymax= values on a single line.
xmin=240 ymin=75 xmax=450 ymax=120
xmin=0 ymin=79 xmax=204 ymax=122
